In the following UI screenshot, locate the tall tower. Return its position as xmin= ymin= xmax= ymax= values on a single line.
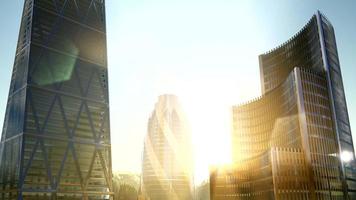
xmin=142 ymin=95 xmax=193 ymax=200
xmin=0 ymin=0 xmax=112 ymax=199
xmin=258 ymin=11 xmax=356 ymax=198
xmin=210 ymin=11 xmax=356 ymax=200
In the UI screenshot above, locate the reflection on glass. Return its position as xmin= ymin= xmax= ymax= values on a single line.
xmin=32 ymin=40 xmax=78 ymax=86
xmin=341 ymin=151 xmax=354 ymax=163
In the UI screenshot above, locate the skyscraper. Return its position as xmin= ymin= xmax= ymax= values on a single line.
xmin=0 ymin=0 xmax=112 ymax=199
xmin=210 ymin=11 xmax=356 ymax=200
xmin=142 ymin=95 xmax=193 ymax=200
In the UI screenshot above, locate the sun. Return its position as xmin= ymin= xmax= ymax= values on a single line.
xmin=189 ymin=104 xmax=232 ymax=184
xmin=152 ymin=59 xmax=261 ymax=185
xmin=176 ymin=84 xmax=235 ymax=184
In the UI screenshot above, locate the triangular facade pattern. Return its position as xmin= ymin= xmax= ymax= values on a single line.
xmin=0 ymin=0 xmax=112 ymax=199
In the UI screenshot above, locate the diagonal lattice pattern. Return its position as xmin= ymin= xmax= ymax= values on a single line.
xmin=0 ymin=0 xmax=112 ymax=199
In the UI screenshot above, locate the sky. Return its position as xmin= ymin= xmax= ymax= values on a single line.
xmin=0 ymin=0 xmax=355 ymax=183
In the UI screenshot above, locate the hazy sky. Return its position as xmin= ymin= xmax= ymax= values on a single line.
xmin=0 ymin=0 xmax=355 ymax=183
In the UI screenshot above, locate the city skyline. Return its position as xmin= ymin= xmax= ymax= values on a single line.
xmin=1 ymin=0 xmax=356 ymax=185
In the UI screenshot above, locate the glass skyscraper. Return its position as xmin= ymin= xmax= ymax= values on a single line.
xmin=0 ymin=0 xmax=112 ymax=199
xmin=210 ymin=11 xmax=356 ymax=200
xmin=142 ymin=95 xmax=193 ymax=200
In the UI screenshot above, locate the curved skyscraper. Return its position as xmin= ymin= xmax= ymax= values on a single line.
xmin=0 ymin=0 xmax=112 ymax=199
xmin=210 ymin=11 xmax=356 ymax=200
xmin=142 ymin=95 xmax=193 ymax=200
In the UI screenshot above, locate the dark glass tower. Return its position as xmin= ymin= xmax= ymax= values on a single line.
xmin=210 ymin=11 xmax=356 ymax=200
xmin=0 ymin=0 xmax=112 ymax=199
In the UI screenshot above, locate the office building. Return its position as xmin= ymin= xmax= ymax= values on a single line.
xmin=0 ymin=0 xmax=112 ymax=199
xmin=210 ymin=11 xmax=356 ymax=200
xmin=142 ymin=95 xmax=193 ymax=200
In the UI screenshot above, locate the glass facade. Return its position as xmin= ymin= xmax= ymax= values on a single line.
xmin=142 ymin=95 xmax=193 ymax=200
xmin=0 ymin=0 xmax=112 ymax=199
xmin=210 ymin=11 xmax=356 ymax=200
